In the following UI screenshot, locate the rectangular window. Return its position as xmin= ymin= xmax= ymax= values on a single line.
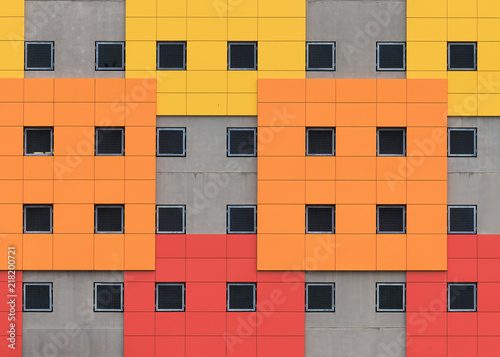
xmin=227 ymin=206 xmax=257 ymax=234
xmin=95 ymin=205 xmax=124 ymax=234
xmin=306 ymin=128 xmax=335 ymax=156
xmin=448 ymin=42 xmax=477 ymax=71
xmin=228 ymin=42 xmax=257 ymax=70
xmin=24 ymin=205 xmax=52 ymax=234
xmin=377 ymin=205 xmax=406 ymax=234
xmin=23 ymin=283 xmax=53 ymax=312
xmin=157 ymin=206 xmax=185 ymax=234
xmin=376 ymin=283 xmax=405 ymax=312
xmin=448 ymin=128 xmax=477 ymax=157
xmin=157 ymin=42 xmax=186 ymax=70
xmin=157 ymin=128 xmax=186 ymax=157
xmin=448 ymin=206 xmax=477 ymax=234
xmin=306 ymin=283 xmax=335 ymax=312
xmin=306 ymin=205 xmax=335 ymax=234
xmin=156 ymin=283 xmax=185 ymax=311
xmin=25 ymin=42 xmax=54 ymax=71
xmin=95 ymin=128 xmax=124 ymax=156
xmin=94 ymin=283 xmax=124 ymax=312
xmin=227 ymin=128 xmax=257 ymax=157
xmin=377 ymin=42 xmax=406 ymax=71
xmin=306 ymin=42 xmax=335 ymax=71
xmin=227 ymin=283 xmax=256 ymax=311
xmin=448 ymin=283 xmax=476 ymax=312
xmin=377 ymin=128 xmax=406 ymax=156
xmin=95 ymin=42 xmax=125 ymax=70
xmin=24 ymin=128 xmax=53 ymax=155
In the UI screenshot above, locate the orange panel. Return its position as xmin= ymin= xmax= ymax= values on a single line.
xmin=0 ymin=157 xmax=23 ymax=179
xmin=336 ymin=181 xmax=376 ymax=204
xmin=305 ymin=103 xmax=335 ymax=127
xmin=336 ymin=205 xmax=375 ymax=234
xmin=0 ymin=180 xmax=22 ymax=203
xmin=407 ymin=103 xmax=447 ymax=127
xmin=23 ymin=234 xmax=52 ymax=270
xmin=95 ymin=78 xmax=125 ymax=102
xmin=54 ymin=78 xmax=95 ymax=102
xmin=376 ymin=234 xmax=407 ymax=270
xmin=54 ymin=127 xmax=94 ymax=156
xmin=94 ymin=234 xmax=125 ymax=270
xmin=125 ymin=78 xmax=157 ymax=103
xmin=305 ymin=234 xmax=335 ymax=270
xmin=24 ymin=102 xmax=54 ymax=126
xmin=53 ymin=234 xmax=93 ymax=270
xmin=305 ymin=181 xmax=335 ymax=204
xmin=53 ymin=204 xmax=94 ymax=234
xmin=377 ymin=103 xmax=406 ymax=127
xmin=95 ymin=102 xmax=126 ymax=127
xmin=336 ymin=157 xmax=376 ymax=180
xmin=124 ymin=204 xmax=156 ymax=233
xmin=24 ymin=78 xmax=54 ymax=102
xmin=54 ymin=180 xmax=94 ymax=203
xmin=376 ymin=79 xmax=407 ymax=103
xmin=125 ymin=102 xmax=156 ymax=127
xmin=95 ymin=180 xmax=125 ymax=204
xmin=377 ymin=180 xmax=406 ymax=204
xmin=0 ymin=79 xmax=23 ymax=102
xmin=0 ymin=234 xmax=22 ymax=270
xmin=24 ymin=156 xmax=54 ymax=179
xmin=305 ymin=79 xmax=335 ymax=102
xmin=407 ymin=157 xmax=447 ymax=181
xmin=258 ymin=180 xmax=305 ymax=204
xmin=336 ymin=234 xmax=376 ymax=270
xmin=258 ymin=102 xmax=305 ymax=127
xmin=54 ymin=103 xmax=94 ymax=126
xmin=407 ymin=127 xmax=447 ymax=157
xmin=336 ymin=103 xmax=376 ymax=127
xmin=53 ymin=156 xmax=94 ymax=180
xmin=125 ymin=180 xmax=155 ymax=204
xmin=407 ymin=234 xmax=447 ymax=270
xmin=336 ymin=79 xmax=376 ymax=103
xmin=125 ymin=127 xmax=157 ymax=155
xmin=258 ymin=205 xmax=304 ymax=234
xmin=124 ymin=233 xmax=155 ymax=270
xmin=407 ymin=181 xmax=447 ymax=205
xmin=95 ymin=156 xmax=125 ymax=180
xmin=23 ymin=180 xmax=53 ymax=203
xmin=336 ymin=127 xmax=375 ymax=156
xmin=258 ymin=157 xmax=305 ymax=181
xmin=0 ymin=103 xmax=23 ymax=126
xmin=407 ymin=205 xmax=447 ymax=234
xmin=407 ymin=79 xmax=447 ymax=103
xmin=258 ymin=126 xmax=305 ymax=156
xmin=0 ymin=127 xmax=23 ymax=155
xmin=258 ymin=79 xmax=305 ymax=103
xmin=377 ymin=156 xmax=407 ymax=181
xmin=257 ymin=234 xmax=305 ymax=270
xmin=305 ymin=157 xmax=335 ymax=180
xmin=125 ymin=156 xmax=156 ymax=180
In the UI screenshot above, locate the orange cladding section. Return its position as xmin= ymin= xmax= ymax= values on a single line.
xmin=257 ymin=78 xmax=448 ymax=271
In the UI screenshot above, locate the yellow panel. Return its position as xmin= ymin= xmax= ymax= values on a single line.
xmin=187 ymin=0 xmax=227 ymax=17
xmin=448 ymin=18 xmax=477 ymax=41
xmin=478 ymin=42 xmax=500 ymax=71
xmin=1 ymin=1 xmax=24 ymax=16
xmin=258 ymin=18 xmax=306 ymax=41
xmin=407 ymin=0 xmax=447 ymax=17
xmin=125 ymin=70 xmax=157 ymax=78
xmin=478 ymin=93 xmax=500 ymax=116
xmin=228 ymin=93 xmax=258 ymax=115
xmin=407 ymin=18 xmax=446 ymax=42
xmin=448 ymin=71 xmax=478 ymax=94
xmin=125 ymin=41 xmax=156 ymax=71
xmin=157 ymin=93 xmax=187 ymax=115
xmin=0 ymin=70 xmax=23 ymax=78
xmin=228 ymin=18 xmax=258 ymax=41
xmin=187 ymin=18 xmax=227 ymax=41
xmin=228 ymin=71 xmax=257 ymax=92
xmin=407 ymin=71 xmax=448 ymax=79
xmin=258 ymin=0 xmax=305 ymax=17
xmin=126 ymin=17 xmax=156 ymax=41
xmin=478 ymin=0 xmax=500 ymax=17
xmin=157 ymin=18 xmax=187 ymax=40
xmin=0 ymin=18 xmax=23 ymax=41
xmin=449 ymin=0 xmax=477 ymax=17
xmin=157 ymin=71 xmax=187 ymax=93
xmin=478 ymin=19 xmax=500 ymax=41
xmin=126 ymin=0 xmax=156 ymax=17
xmin=0 ymin=42 xmax=23 ymax=70
xmin=187 ymin=93 xmax=227 ymax=115
xmin=228 ymin=0 xmax=257 ymax=17
xmin=448 ymin=94 xmax=478 ymax=116
xmin=187 ymin=41 xmax=227 ymax=70
xmin=407 ymin=42 xmax=447 ymax=71
xmin=258 ymin=70 xmax=306 ymax=79
xmin=157 ymin=0 xmax=186 ymax=17
xmin=478 ymin=72 xmax=500 ymax=94
xmin=187 ymin=71 xmax=228 ymax=93
xmin=259 ymin=42 xmax=305 ymax=71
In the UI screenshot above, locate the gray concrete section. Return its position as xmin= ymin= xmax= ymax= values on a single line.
xmin=25 ymin=1 xmax=125 ymax=78
xmin=306 ymin=0 xmax=406 ymax=79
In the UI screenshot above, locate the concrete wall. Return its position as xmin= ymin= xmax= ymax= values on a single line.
xmin=306 ymin=0 xmax=406 ymax=79
xmin=157 ymin=116 xmax=257 ymax=234
xmin=25 ymin=0 xmax=125 ymax=78
xmin=305 ymin=271 xmax=406 ymax=357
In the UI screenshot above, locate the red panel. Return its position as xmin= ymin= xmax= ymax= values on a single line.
xmin=155 ymin=258 xmax=186 ymax=282
xmin=0 ymin=312 xmax=21 ymax=337
xmin=257 ymin=312 xmax=304 ymax=336
xmin=478 ymin=313 xmax=500 ymax=335
xmin=478 ymin=235 xmax=500 ymax=258
xmin=186 ymin=336 xmax=226 ymax=357
xmin=227 ymin=235 xmax=257 ymax=258
xmin=447 ymin=259 xmax=478 ymax=282
xmin=0 ymin=282 xmax=22 ymax=312
xmin=156 ymin=336 xmax=185 ymax=357
xmin=257 ymin=283 xmax=304 ymax=312
xmin=186 ymin=312 xmax=226 ymax=335
xmin=256 ymin=336 xmax=304 ymax=357
xmin=478 ymin=283 xmax=500 ymax=312
xmin=406 ymin=272 xmax=447 ymax=283
xmin=406 ymin=283 xmax=447 ymax=312
xmin=227 ymin=312 xmax=257 ymax=336
xmin=407 ymin=312 xmax=446 ymax=336
xmin=124 ymin=271 xmax=155 ymax=282
xmin=156 ymin=234 xmax=186 ymax=258
xmin=156 ymin=312 xmax=186 ymax=335
xmin=124 ymin=312 xmax=155 ymax=336
xmin=227 ymin=335 xmax=256 ymax=357
xmin=447 ymin=312 xmax=478 ymax=336
xmin=186 ymin=234 xmax=226 ymax=258
xmin=186 ymin=258 xmax=226 ymax=282
xmin=227 ymin=259 xmax=257 ymax=282
xmin=257 ymin=271 xmax=305 ymax=283
xmin=448 ymin=235 xmax=477 ymax=259
xmin=478 ymin=337 xmax=500 ymax=357
xmin=448 ymin=337 xmax=477 ymax=357
xmin=185 ymin=282 xmax=226 ymax=311
xmin=0 ymin=335 xmax=21 ymax=357
xmin=406 ymin=337 xmax=446 ymax=357
xmin=124 ymin=336 xmax=155 ymax=357
xmin=124 ymin=282 xmax=155 ymax=312
xmin=478 ymin=259 xmax=500 ymax=282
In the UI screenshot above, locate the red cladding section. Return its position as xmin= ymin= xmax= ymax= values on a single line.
xmin=0 ymin=271 xmax=22 ymax=357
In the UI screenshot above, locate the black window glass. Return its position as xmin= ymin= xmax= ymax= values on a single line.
xmin=96 ymin=129 xmax=123 ymax=155
xmin=307 ymin=43 xmax=334 ymax=70
xmin=26 ymin=43 xmax=53 ymax=70
xmin=158 ymin=43 xmax=186 ymax=70
xmin=96 ymin=206 xmax=123 ymax=233
xmin=307 ymin=129 xmax=334 ymax=155
xmin=228 ymin=129 xmax=256 ymax=156
xmin=228 ymin=284 xmax=255 ymax=311
xmin=449 ymin=129 xmax=476 ymax=156
xmin=95 ymin=284 xmax=123 ymax=311
xmin=96 ymin=43 xmax=124 ymax=70
xmin=158 ymin=207 xmax=184 ymax=233
xmin=157 ymin=284 xmax=184 ymax=311
xmin=378 ymin=43 xmax=405 ymax=70
xmin=158 ymin=129 xmax=185 ymax=156
xmin=25 ymin=129 xmax=52 ymax=155
xmin=449 ymin=284 xmax=476 ymax=311
xmin=378 ymin=129 xmax=405 ymax=156
xmin=307 ymin=206 xmax=334 ymax=233
xmin=449 ymin=207 xmax=476 ymax=233
xmin=229 ymin=43 xmax=256 ymax=70
xmin=449 ymin=43 xmax=476 ymax=70
xmin=228 ymin=207 xmax=256 ymax=233
xmin=378 ymin=206 xmax=405 ymax=233
xmin=25 ymin=206 xmax=52 ymax=233
xmin=307 ymin=284 xmax=334 ymax=311
xmin=24 ymin=284 xmax=52 ymax=311
xmin=378 ymin=284 xmax=405 ymax=311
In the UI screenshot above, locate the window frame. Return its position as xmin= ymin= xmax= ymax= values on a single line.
xmin=24 ymin=127 xmax=54 ymax=156
xmin=156 ymin=283 xmax=185 ymax=312
xmin=448 ymin=205 xmax=477 ymax=234
xmin=95 ymin=41 xmax=125 ymax=71
xmin=376 ymin=205 xmax=406 ymax=234
xmin=23 ymin=282 xmax=53 ymax=312
xmin=157 ymin=128 xmax=186 ymax=157
xmin=306 ymin=205 xmax=335 ymax=234
xmin=95 ymin=127 xmax=125 ymax=156
xmin=447 ymin=283 xmax=477 ymax=312
xmin=306 ymin=127 xmax=335 ymax=156
xmin=228 ymin=42 xmax=258 ymax=71
xmin=306 ymin=42 xmax=336 ymax=71
xmin=376 ymin=282 xmax=406 ymax=312
xmin=448 ymin=128 xmax=477 ymax=157
xmin=156 ymin=205 xmax=186 ymax=234
xmin=227 ymin=282 xmax=257 ymax=312
xmin=157 ymin=41 xmax=187 ymax=70
xmin=95 ymin=205 xmax=124 ymax=234
xmin=447 ymin=42 xmax=477 ymax=71
xmin=227 ymin=127 xmax=257 ymax=157
xmin=376 ymin=42 xmax=406 ymax=71
xmin=305 ymin=283 xmax=335 ymax=312
xmin=94 ymin=282 xmax=124 ymax=312
xmin=377 ymin=127 xmax=406 ymax=157
xmin=23 ymin=204 xmax=53 ymax=234
xmin=25 ymin=41 xmax=55 ymax=71
xmin=227 ymin=205 xmax=257 ymax=234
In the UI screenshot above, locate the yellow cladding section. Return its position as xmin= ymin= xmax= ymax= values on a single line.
xmin=407 ymin=0 xmax=500 ymax=116
xmin=0 ymin=0 xmax=24 ymax=77
xmin=126 ymin=0 xmax=306 ymax=115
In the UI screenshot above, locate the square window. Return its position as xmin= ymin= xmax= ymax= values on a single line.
xmin=448 ymin=206 xmax=477 ymax=234
xmin=448 ymin=43 xmax=477 ymax=71
xmin=306 ymin=206 xmax=335 ymax=234
xmin=95 ymin=205 xmax=124 ymax=233
xmin=306 ymin=128 xmax=335 ymax=156
xmin=228 ymin=42 xmax=257 ymax=70
xmin=156 ymin=283 xmax=185 ymax=311
xmin=25 ymin=42 xmax=54 ymax=71
xmin=448 ymin=128 xmax=477 ymax=157
xmin=23 ymin=283 xmax=53 ymax=312
xmin=157 ymin=206 xmax=185 ymax=234
xmin=227 ymin=128 xmax=257 ymax=157
xmin=377 ymin=206 xmax=406 ymax=234
xmin=376 ymin=283 xmax=405 ymax=312
xmin=95 ymin=42 xmax=125 ymax=70
xmin=306 ymin=283 xmax=335 ymax=312
xmin=377 ymin=43 xmax=406 ymax=71
xmin=96 ymin=128 xmax=124 ymax=156
xmin=24 ymin=205 xmax=52 ymax=233
xmin=24 ymin=128 xmax=53 ymax=155
xmin=94 ymin=283 xmax=124 ymax=312
xmin=377 ymin=128 xmax=406 ymax=156
xmin=307 ymin=43 xmax=335 ymax=71
xmin=157 ymin=128 xmax=186 ymax=156
xmin=227 ymin=283 xmax=256 ymax=311
xmin=448 ymin=283 xmax=476 ymax=312
xmin=157 ymin=42 xmax=186 ymax=70
xmin=227 ymin=206 xmax=256 ymax=234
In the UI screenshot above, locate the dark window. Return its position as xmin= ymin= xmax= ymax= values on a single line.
xmin=227 ymin=283 xmax=256 ymax=311
xmin=157 ymin=206 xmax=185 ymax=234
xmin=448 ymin=206 xmax=476 ymax=234
xmin=448 ymin=43 xmax=476 ymax=71
xmin=377 ymin=283 xmax=405 ymax=312
xmin=227 ymin=206 xmax=256 ymax=234
xmin=25 ymin=128 xmax=53 ymax=155
xmin=96 ymin=42 xmax=125 ymax=70
xmin=95 ymin=205 xmax=124 ymax=233
xmin=307 ymin=43 xmax=335 ymax=71
xmin=377 ymin=206 xmax=406 ymax=233
xmin=25 ymin=42 xmax=54 ymax=70
xmin=448 ymin=128 xmax=477 ymax=157
xmin=96 ymin=128 xmax=124 ymax=155
xmin=378 ymin=128 xmax=406 ymax=156
xmin=228 ymin=42 xmax=257 ymax=70
xmin=306 ymin=128 xmax=335 ymax=156
xmin=94 ymin=283 xmax=124 ymax=312
xmin=156 ymin=283 xmax=185 ymax=311
xmin=157 ymin=128 xmax=185 ymax=156
xmin=157 ymin=42 xmax=186 ymax=70
xmin=377 ymin=43 xmax=406 ymax=71
xmin=448 ymin=283 xmax=476 ymax=311
xmin=24 ymin=205 xmax=52 ymax=233
xmin=306 ymin=283 xmax=335 ymax=311
xmin=23 ymin=283 xmax=53 ymax=312
xmin=306 ymin=206 xmax=335 ymax=233
xmin=227 ymin=128 xmax=257 ymax=157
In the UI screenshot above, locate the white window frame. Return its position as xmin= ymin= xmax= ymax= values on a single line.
xmin=448 ymin=128 xmax=477 ymax=157
xmin=227 ymin=205 xmax=257 ymax=234
xmin=157 ymin=128 xmax=186 ymax=157
xmin=306 ymin=42 xmax=336 ymax=71
xmin=228 ymin=42 xmax=257 ymax=70
xmin=227 ymin=283 xmax=257 ymax=312
xmin=306 ymin=127 xmax=335 ymax=156
xmin=24 ymin=127 xmax=54 ymax=156
xmin=23 ymin=283 xmax=53 ymax=312
xmin=95 ymin=41 xmax=125 ymax=71
xmin=94 ymin=283 xmax=124 ymax=312
xmin=23 ymin=205 xmax=53 ymax=234
xmin=95 ymin=127 xmax=125 ymax=156
xmin=227 ymin=128 xmax=257 ymax=157
xmin=156 ymin=283 xmax=185 ymax=312
xmin=376 ymin=42 xmax=406 ymax=71
xmin=305 ymin=283 xmax=335 ymax=312
xmin=156 ymin=205 xmax=186 ymax=234
xmin=157 ymin=42 xmax=187 ymax=70
xmin=306 ymin=205 xmax=335 ymax=234
xmin=376 ymin=283 xmax=406 ymax=312
xmin=448 ymin=205 xmax=477 ymax=234
xmin=448 ymin=42 xmax=477 ymax=71
xmin=377 ymin=128 xmax=406 ymax=157
xmin=25 ymin=41 xmax=54 ymax=71
xmin=448 ymin=283 xmax=477 ymax=312
xmin=376 ymin=205 xmax=406 ymax=234
xmin=95 ymin=205 xmax=124 ymax=234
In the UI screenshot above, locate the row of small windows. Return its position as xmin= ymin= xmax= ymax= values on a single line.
xmin=23 ymin=282 xmax=478 ymax=313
